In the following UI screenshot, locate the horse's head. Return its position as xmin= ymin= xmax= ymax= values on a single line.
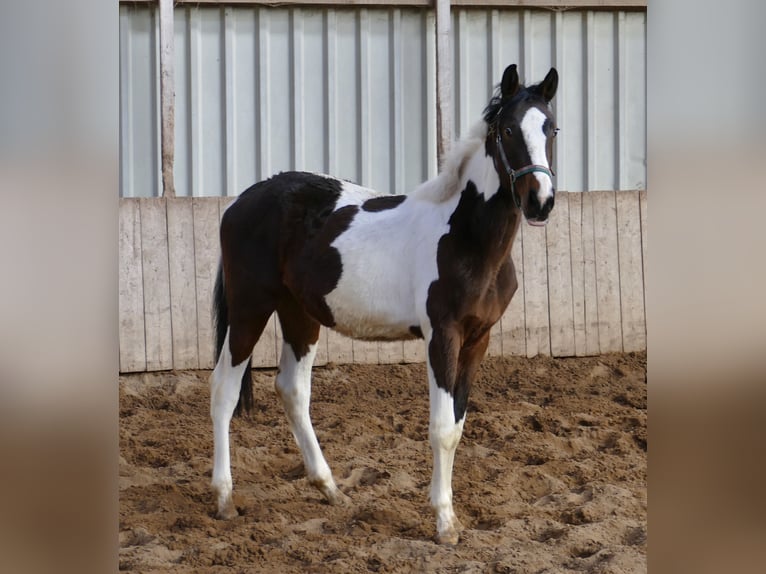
xmin=485 ymin=64 xmax=559 ymax=226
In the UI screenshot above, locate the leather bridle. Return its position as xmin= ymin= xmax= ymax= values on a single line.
xmin=492 ymin=121 xmax=554 ymax=210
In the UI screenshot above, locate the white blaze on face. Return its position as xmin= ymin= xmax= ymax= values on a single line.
xmin=520 ymin=107 xmax=554 ymax=206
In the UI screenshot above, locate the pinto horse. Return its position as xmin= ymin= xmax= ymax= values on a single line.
xmin=210 ymin=64 xmax=558 ymax=545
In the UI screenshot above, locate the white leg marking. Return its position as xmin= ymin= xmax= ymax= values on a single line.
xmin=210 ymin=329 xmax=250 ymax=519
xmin=275 ymin=343 xmax=348 ymax=505
xmin=427 ymin=351 xmax=466 ymax=545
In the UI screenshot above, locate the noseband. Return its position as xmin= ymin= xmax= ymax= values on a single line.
xmin=493 ymin=128 xmax=554 ymax=210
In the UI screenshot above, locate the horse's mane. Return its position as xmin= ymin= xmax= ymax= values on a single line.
xmin=408 ymin=121 xmax=488 ymax=203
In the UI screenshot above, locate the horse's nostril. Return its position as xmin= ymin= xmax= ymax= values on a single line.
xmin=541 ymin=195 xmax=555 ymax=217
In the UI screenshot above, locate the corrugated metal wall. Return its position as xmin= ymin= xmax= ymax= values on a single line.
xmin=120 ymin=4 xmax=645 ymax=198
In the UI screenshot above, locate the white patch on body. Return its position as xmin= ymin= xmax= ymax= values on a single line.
xmin=520 ymin=107 xmax=554 ymax=205
xmin=333 ymin=178 xmax=381 ymax=209
xmin=325 ymin=194 xmax=454 ymax=340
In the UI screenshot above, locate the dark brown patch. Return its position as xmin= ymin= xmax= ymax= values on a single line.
xmin=215 ymin=172 xmax=346 ymax=413
xmin=409 ymin=325 xmax=424 ymax=339
xmin=362 ymin=195 xmax=406 ymax=212
xmin=276 ymin=294 xmax=321 ymax=362
xmin=288 ymin=205 xmax=359 ymax=327
xmin=426 ymin=180 xmax=522 ymax=422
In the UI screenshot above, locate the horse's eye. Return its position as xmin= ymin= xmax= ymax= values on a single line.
xmin=553 ymin=128 xmax=560 ymax=137
xmin=504 ymin=127 xmax=512 ymax=137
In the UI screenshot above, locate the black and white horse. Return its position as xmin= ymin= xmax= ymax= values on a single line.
xmin=210 ymin=64 xmax=559 ymax=544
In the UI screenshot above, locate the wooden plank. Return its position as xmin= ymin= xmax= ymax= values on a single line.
xmin=521 ymin=222 xmax=551 ymax=357
xmin=313 ymin=328 xmax=330 ymax=367
xmin=278 ymin=313 xmax=285 ymax=366
xmin=545 ymin=192 xmax=576 ymax=357
xmin=219 ymin=196 xmax=236 ymax=221
xmin=486 ymin=322 xmax=503 ymax=358
xmin=140 ymin=198 xmax=173 ymax=371
xmin=252 ymin=313 xmax=279 ymax=368
xmin=193 ymin=198 xmax=221 ymax=369
xmin=403 ymin=336 xmax=426 ymax=363
xmin=166 ymin=198 xmax=199 ymax=369
xmin=639 ymin=189 xmax=647 ymax=309
xmin=580 ymin=192 xmax=600 ymax=355
xmin=378 ymin=341 xmax=404 ymax=364
xmin=616 ymin=190 xmax=646 ymax=352
xmin=119 ymin=199 xmax=146 ymax=372
xmin=501 ymin=226 xmax=526 ymax=356
xmin=568 ymin=192 xmax=587 ymax=356
xmin=327 ymin=329 xmax=354 ymax=364
xmin=592 ymin=190 xmax=622 ymax=353
xmin=353 ymin=339 xmax=379 ymax=365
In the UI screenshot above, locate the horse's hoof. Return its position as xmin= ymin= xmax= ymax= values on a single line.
xmin=216 ymin=502 xmax=239 ymax=520
xmin=436 ymin=528 xmax=460 ymax=546
xmin=326 ymin=487 xmax=351 ymax=506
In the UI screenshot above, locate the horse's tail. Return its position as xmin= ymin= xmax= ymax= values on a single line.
xmin=213 ymin=260 xmax=253 ymax=416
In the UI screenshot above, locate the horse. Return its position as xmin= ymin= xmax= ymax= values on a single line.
xmin=209 ymin=63 xmax=559 ymax=545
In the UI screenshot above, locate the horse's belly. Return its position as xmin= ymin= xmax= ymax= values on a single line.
xmin=324 ymin=226 xmax=435 ymax=341
xmin=324 ymin=270 xmax=420 ymax=341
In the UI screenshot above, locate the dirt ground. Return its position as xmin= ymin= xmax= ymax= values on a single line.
xmin=119 ymin=352 xmax=646 ymax=573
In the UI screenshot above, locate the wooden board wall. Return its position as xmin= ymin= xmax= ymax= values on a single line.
xmin=118 ymin=190 xmax=646 ymax=372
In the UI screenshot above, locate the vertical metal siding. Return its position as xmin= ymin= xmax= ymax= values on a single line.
xmin=119 ymin=5 xmax=645 ymax=197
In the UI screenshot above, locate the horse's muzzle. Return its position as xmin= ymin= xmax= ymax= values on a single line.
xmin=526 ymin=192 xmax=555 ymax=225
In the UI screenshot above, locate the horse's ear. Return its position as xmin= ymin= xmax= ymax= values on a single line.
xmin=538 ymin=67 xmax=558 ymax=102
xmin=500 ymin=64 xmax=520 ymax=99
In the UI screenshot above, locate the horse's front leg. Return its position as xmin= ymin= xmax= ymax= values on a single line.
xmin=426 ymin=326 xmax=491 ymax=545
xmin=425 ymin=324 xmax=464 ymax=545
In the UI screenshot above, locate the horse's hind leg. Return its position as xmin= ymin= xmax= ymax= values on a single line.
xmin=210 ymin=310 xmax=273 ymax=519
xmin=275 ymin=297 xmax=348 ymax=505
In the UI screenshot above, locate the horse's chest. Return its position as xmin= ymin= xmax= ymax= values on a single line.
xmin=429 ymin=256 xmax=517 ymax=330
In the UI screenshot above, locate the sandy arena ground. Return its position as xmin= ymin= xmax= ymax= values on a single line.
xmin=119 ymin=352 xmax=646 ymax=573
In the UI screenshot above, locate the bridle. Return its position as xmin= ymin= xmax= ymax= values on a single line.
xmin=491 ymin=118 xmax=555 ymax=211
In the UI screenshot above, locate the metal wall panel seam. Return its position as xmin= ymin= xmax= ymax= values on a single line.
xmin=522 ymin=9 xmax=532 ymax=80
xmin=390 ymin=8 xmax=403 ymax=194
xmin=189 ymin=8 xmax=203 ymax=198
xmin=291 ymin=8 xmax=305 ymax=171
xmin=585 ymin=10 xmax=596 ymax=190
xmin=455 ymin=10 xmax=468 ymax=138
xmin=152 ymin=6 xmax=162 ymax=198
xmin=424 ymin=9 xmax=437 ymax=179
xmin=357 ymin=9 xmax=370 ymax=187
xmin=120 ymin=7 xmax=135 ymax=198
xmin=224 ymin=6 xmax=237 ymax=196
xmin=488 ymin=10 xmax=499 ymax=98
xmin=324 ymin=10 xmax=337 ymax=176
xmin=552 ymin=9 xmax=563 ymax=179
xmin=616 ymin=10 xmax=626 ymax=189
xmin=257 ymin=8 xmax=272 ymax=179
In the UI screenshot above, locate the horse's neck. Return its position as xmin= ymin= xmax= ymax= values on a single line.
xmin=451 ymin=143 xmax=522 ymax=265
xmin=408 ymin=125 xmax=522 ymax=262
xmin=457 ymin=146 xmax=501 ymax=201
